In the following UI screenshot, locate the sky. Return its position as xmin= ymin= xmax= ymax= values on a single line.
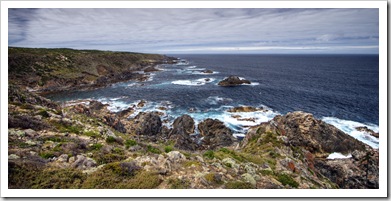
xmin=8 ymin=8 xmax=379 ymax=54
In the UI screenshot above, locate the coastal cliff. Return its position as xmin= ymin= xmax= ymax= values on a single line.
xmin=7 ymin=48 xmax=378 ymax=189
xmin=8 ymin=47 xmax=174 ymax=94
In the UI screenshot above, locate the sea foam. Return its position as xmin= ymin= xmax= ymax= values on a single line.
xmin=171 ymin=78 xmax=215 ymax=86
xmin=322 ymin=117 xmax=379 ymax=149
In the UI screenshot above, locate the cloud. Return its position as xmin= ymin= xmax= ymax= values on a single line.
xmin=8 ymin=8 xmax=379 ymax=54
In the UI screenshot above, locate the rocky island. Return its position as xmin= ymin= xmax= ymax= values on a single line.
xmin=218 ymin=75 xmax=251 ymax=86
xmin=7 ymin=47 xmax=378 ymax=189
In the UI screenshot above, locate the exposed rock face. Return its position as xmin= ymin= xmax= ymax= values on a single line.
xmin=169 ymin=115 xmax=198 ymax=151
xmin=314 ymin=149 xmax=379 ymax=188
xmin=241 ymin=111 xmax=377 ymax=189
xmin=135 ymin=112 xmax=162 ymax=136
xmin=104 ymin=115 xmax=127 ymax=133
xmin=272 ymin=111 xmax=366 ymax=154
xmin=171 ymin=115 xmax=195 ymax=136
xmin=144 ymin=66 xmax=160 ymax=72
xmin=218 ymin=76 xmax=251 ymax=86
xmin=356 ymin=126 xmax=379 ymax=138
xmin=198 ymin=119 xmax=235 ymax=149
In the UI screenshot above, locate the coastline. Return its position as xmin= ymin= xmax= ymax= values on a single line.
xmin=7 ymin=47 xmax=379 ymax=189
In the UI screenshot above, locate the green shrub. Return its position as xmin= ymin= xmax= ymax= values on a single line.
xmin=112 ymin=147 xmax=124 ymax=155
xmin=39 ymin=151 xmax=56 ymax=159
xmin=82 ymin=162 xmax=161 ymax=189
xmin=84 ymin=131 xmax=100 ymax=138
xmin=276 ymin=173 xmax=299 ymax=188
xmin=94 ymin=153 xmax=127 ymax=165
xmin=125 ymin=139 xmax=137 ymax=149
xmin=164 ymin=146 xmax=173 ymax=153
xmin=106 ymin=136 xmax=116 ymax=143
xmin=90 ymin=143 xmax=103 ymax=150
xmin=203 ymin=150 xmax=215 ymax=159
xmin=147 ymin=145 xmax=161 ymax=154
xmin=183 ymin=160 xmax=200 ymax=167
xmin=168 ymin=178 xmax=190 ymax=189
xmin=9 ymin=161 xmax=86 ymax=189
xmin=225 ymin=181 xmax=255 ymax=189
xmin=37 ymin=109 xmax=50 ymax=118
xmin=204 ymin=173 xmax=223 ymax=185
xmin=259 ymin=169 xmax=274 ymax=176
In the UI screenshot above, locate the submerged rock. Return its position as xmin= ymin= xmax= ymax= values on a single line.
xmin=201 ymin=70 xmax=214 ymax=74
xmin=355 ymin=126 xmax=379 ymax=138
xmin=227 ymin=106 xmax=264 ymax=113
xmin=218 ymin=76 xmax=251 ymax=87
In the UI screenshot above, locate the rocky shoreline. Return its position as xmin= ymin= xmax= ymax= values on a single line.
xmin=8 ymin=84 xmax=379 ymax=189
xmin=7 ymin=47 xmax=379 ymax=189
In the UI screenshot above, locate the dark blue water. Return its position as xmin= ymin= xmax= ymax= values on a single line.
xmin=46 ymin=54 xmax=379 ymax=143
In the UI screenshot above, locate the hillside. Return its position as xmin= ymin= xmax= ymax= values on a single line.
xmin=8 ymin=47 xmax=174 ymax=93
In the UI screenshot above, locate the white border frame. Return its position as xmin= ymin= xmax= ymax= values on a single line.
xmin=1 ymin=1 xmax=387 ymax=198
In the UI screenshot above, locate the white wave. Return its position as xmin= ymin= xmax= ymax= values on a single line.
xmin=97 ymin=98 xmax=130 ymax=113
xmin=206 ymin=96 xmax=233 ymax=105
xmin=187 ymin=68 xmax=206 ymax=71
xmin=171 ymin=78 xmax=215 ymax=86
xmin=186 ymin=66 xmax=197 ymax=69
xmin=327 ymin=152 xmax=352 ymax=160
xmin=322 ymin=117 xmax=379 ymax=149
xmin=147 ymin=73 xmax=156 ymax=81
xmin=242 ymin=82 xmax=260 ymax=86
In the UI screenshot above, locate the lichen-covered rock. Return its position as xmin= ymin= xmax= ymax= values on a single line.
xmin=169 ymin=115 xmax=198 ymax=151
xmin=135 ymin=112 xmax=162 ymax=136
xmin=198 ymin=118 xmax=235 ymax=149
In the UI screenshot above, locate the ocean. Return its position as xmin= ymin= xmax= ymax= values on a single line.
xmin=46 ymin=54 xmax=379 ymax=148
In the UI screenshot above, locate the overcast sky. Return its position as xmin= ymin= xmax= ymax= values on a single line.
xmin=8 ymin=8 xmax=379 ymax=54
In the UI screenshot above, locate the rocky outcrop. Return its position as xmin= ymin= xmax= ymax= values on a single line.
xmin=170 ymin=115 xmax=195 ymax=136
xmin=218 ymin=76 xmax=251 ymax=86
xmin=356 ymin=126 xmax=379 ymax=138
xmin=169 ymin=115 xmax=198 ymax=151
xmin=198 ymin=119 xmax=235 ymax=149
xmin=314 ymin=149 xmax=379 ymax=188
xmin=240 ymin=111 xmax=377 ymax=189
xmin=266 ymin=111 xmax=366 ymax=155
xmin=104 ymin=115 xmax=127 ymax=133
xmin=144 ymin=66 xmax=160 ymax=72
xmin=135 ymin=112 xmax=162 ymax=136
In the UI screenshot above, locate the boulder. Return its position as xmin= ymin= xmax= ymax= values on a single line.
xmin=169 ymin=115 xmax=198 ymax=151
xmin=218 ymin=76 xmax=251 ymax=87
xmin=135 ymin=112 xmax=162 ymax=136
xmin=70 ymin=155 xmax=97 ymax=170
xmin=144 ymin=66 xmax=160 ymax=72
xmin=104 ymin=115 xmax=127 ymax=133
xmin=198 ymin=118 xmax=235 ymax=149
xmin=171 ymin=115 xmax=195 ymax=136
